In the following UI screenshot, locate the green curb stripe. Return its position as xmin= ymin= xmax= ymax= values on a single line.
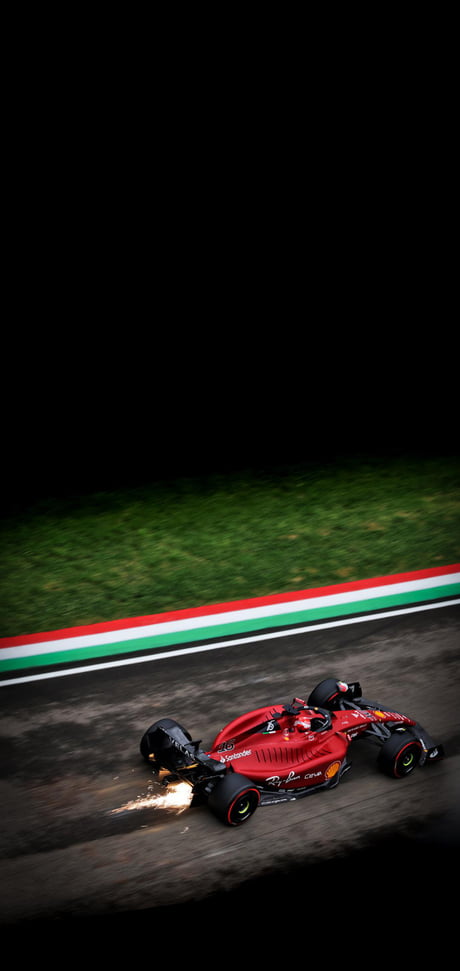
xmin=1 ymin=581 xmax=458 ymax=673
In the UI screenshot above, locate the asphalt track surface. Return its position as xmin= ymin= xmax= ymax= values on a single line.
xmin=1 ymin=601 xmax=459 ymax=943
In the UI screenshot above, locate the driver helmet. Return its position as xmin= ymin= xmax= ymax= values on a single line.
xmin=294 ymin=716 xmax=312 ymax=732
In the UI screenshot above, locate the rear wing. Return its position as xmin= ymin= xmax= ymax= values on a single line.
xmin=148 ymin=722 xmax=226 ymax=779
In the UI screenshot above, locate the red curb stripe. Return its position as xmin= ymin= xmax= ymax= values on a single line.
xmin=1 ymin=563 xmax=458 ymax=649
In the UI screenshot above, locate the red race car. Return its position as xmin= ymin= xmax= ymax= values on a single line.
xmin=140 ymin=678 xmax=444 ymax=826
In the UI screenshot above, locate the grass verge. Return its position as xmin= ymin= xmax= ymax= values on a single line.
xmin=1 ymin=454 xmax=459 ymax=637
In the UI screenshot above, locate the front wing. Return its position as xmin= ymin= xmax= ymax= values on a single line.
xmin=329 ymin=682 xmax=444 ymax=764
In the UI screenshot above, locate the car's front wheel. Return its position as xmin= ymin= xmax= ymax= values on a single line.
xmin=378 ymin=732 xmax=422 ymax=778
xmin=307 ymin=678 xmax=343 ymax=709
xmin=208 ymin=772 xmax=260 ymax=826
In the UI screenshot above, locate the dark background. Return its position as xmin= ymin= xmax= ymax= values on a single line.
xmin=3 ymin=336 xmax=457 ymax=513
xmin=4 ymin=15 xmax=457 ymax=511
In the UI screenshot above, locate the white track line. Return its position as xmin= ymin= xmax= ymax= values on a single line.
xmin=1 ymin=597 xmax=458 ymax=688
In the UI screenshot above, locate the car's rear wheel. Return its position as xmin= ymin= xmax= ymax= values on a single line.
xmin=378 ymin=733 xmax=422 ymax=778
xmin=208 ymin=772 xmax=260 ymax=826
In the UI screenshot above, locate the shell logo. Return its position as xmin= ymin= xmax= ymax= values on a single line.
xmin=325 ymin=761 xmax=341 ymax=779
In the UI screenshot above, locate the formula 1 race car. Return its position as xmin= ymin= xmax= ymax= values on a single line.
xmin=140 ymin=678 xmax=444 ymax=826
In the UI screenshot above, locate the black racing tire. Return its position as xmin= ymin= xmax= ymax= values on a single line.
xmin=208 ymin=772 xmax=261 ymax=826
xmin=140 ymin=718 xmax=192 ymax=762
xmin=308 ymin=679 xmax=343 ymax=710
xmin=377 ymin=733 xmax=422 ymax=778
